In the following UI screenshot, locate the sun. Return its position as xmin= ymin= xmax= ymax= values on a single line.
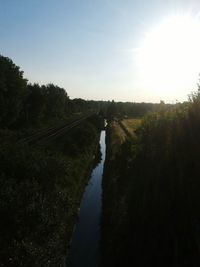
xmin=137 ymin=15 xmax=200 ymax=101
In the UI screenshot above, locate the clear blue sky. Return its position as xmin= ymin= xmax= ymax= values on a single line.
xmin=1 ymin=0 xmax=200 ymax=102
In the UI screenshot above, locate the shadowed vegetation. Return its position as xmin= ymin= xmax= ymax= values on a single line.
xmin=102 ymin=89 xmax=200 ymax=267
xmin=1 ymin=54 xmax=194 ymax=267
xmin=0 ymin=55 xmax=104 ymax=267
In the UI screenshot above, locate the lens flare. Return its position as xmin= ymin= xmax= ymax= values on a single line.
xmin=137 ymin=15 xmax=200 ymax=101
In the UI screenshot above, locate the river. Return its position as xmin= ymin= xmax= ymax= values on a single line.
xmin=66 ymin=129 xmax=106 ymax=267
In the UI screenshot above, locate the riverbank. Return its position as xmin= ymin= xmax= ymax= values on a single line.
xmin=0 ymin=115 xmax=104 ymax=267
xmin=101 ymin=119 xmax=137 ymax=267
xmin=100 ymin=121 xmax=129 ymax=267
xmin=102 ymin=107 xmax=200 ymax=267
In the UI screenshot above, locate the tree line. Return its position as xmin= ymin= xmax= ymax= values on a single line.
xmin=0 ymin=55 xmax=101 ymax=129
xmin=0 ymin=54 xmax=170 ymax=130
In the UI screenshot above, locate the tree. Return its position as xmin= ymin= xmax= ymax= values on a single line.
xmin=0 ymin=55 xmax=27 ymax=127
xmin=25 ymin=83 xmax=46 ymax=125
xmin=43 ymin=84 xmax=69 ymax=119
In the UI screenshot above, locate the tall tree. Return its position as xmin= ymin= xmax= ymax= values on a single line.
xmin=0 ymin=55 xmax=27 ymax=127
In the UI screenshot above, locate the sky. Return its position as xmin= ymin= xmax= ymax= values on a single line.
xmin=1 ymin=0 xmax=200 ymax=102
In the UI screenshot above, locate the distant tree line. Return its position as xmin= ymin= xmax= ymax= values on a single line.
xmin=107 ymin=100 xmax=171 ymax=118
xmin=0 ymin=55 xmax=102 ymax=129
xmin=0 ymin=55 xmax=170 ymax=130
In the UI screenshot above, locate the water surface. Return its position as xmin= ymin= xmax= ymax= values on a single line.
xmin=67 ymin=130 xmax=106 ymax=267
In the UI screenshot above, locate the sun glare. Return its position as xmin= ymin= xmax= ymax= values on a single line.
xmin=137 ymin=15 xmax=200 ymax=101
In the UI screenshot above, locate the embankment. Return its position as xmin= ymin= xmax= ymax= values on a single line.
xmin=101 ymin=120 xmax=133 ymax=267
xmin=101 ymin=110 xmax=200 ymax=267
xmin=0 ymin=115 xmax=104 ymax=267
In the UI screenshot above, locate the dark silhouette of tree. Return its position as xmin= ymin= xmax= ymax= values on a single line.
xmin=0 ymin=55 xmax=27 ymax=127
xmin=42 ymin=84 xmax=69 ymax=119
xmin=25 ymin=83 xmax=46 ymax=125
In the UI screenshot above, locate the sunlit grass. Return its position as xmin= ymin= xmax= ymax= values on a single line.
xmin=121 ymin=118 xmax=141 ymax=137
xmin=109 ymin=121 xmax=127 ymax=159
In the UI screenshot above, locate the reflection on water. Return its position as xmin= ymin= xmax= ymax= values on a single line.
xmin=67 ymin=130 xmax=106 ymax=267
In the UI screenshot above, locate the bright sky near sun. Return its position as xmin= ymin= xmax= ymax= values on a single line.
xmin=1 ymin=0 xmax=200 ymax=102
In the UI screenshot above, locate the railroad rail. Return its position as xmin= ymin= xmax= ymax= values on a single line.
xmin=18 ymin=114 xmax=94 ymax=145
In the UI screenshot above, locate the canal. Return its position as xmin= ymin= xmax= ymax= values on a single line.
xmin=66 ymin=129 xmax=106 ymax=267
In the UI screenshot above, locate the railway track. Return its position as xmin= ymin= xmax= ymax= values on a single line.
xmin=18 ymin=114 xmax=94 ymax=145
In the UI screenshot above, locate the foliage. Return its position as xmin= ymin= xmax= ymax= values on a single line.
xmin=121 ymin=118 xmax=141 ymax=137
xmin=102 ymin=91 xmax=200 ymax=267
xmin=106 ymin=100 xmax=173 ymax=120
xmin=0 ymin=55 xmax=105 ymax=130
xmin=0 ymin=117 xmax=101 ymax=267
xmin=0 ymin=55 xmax=27 ymax=127
xmin=0 ymin=55 xmax=103 ymax=266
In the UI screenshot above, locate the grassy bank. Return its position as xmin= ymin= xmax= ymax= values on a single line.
xmin=101 ymin=93 xmax=200 ymax=267
xmin=121 ymin=118 xmax=141 ymax=137
xmin=101 ymin=120 xmax=133 ymax=267
xmin=0 ymin=115 xmax=103 ymax=267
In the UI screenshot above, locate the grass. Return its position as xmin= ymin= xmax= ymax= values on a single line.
xmin=121 ymin=118 xmax=141 ymax=137
xmin=109 ymin=120 xmax=127 ymax=159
